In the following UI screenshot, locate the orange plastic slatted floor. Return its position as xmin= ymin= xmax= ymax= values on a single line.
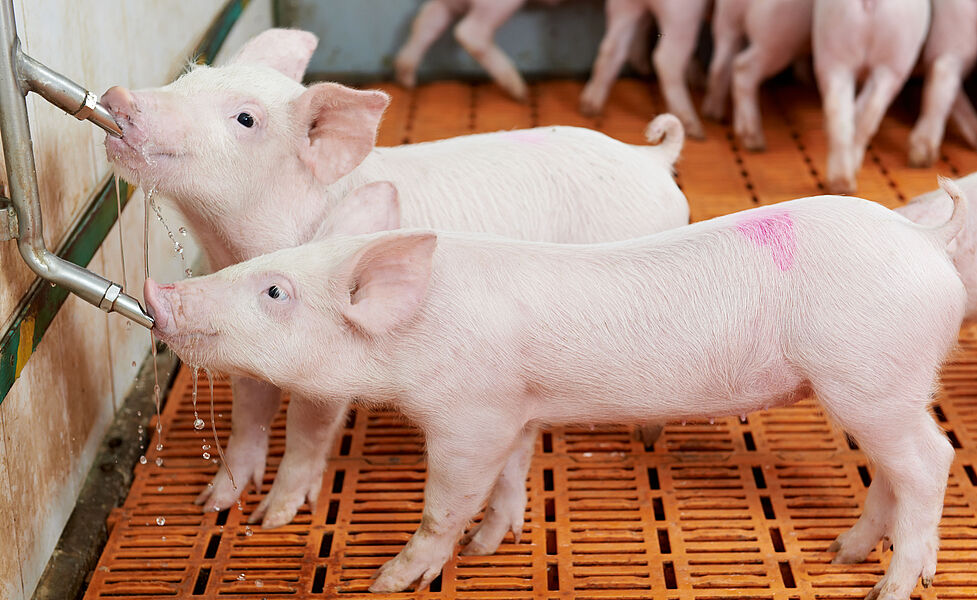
xmin=84 ymin=79 xmax=977 ymax=599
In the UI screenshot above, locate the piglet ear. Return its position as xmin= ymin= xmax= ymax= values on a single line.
xmin=228 ymin=28 xmax=318 ymax=81
xmin=315 ymin=182 xmax=401 ymax=239
xmin=294 ymin=83 xmax=390 ymax=184
xmin=340 ymin=232 xmax=437 ymax=336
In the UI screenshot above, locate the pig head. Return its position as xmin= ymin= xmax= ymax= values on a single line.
xmin=102 ymin=29 xmax=390 ymax=266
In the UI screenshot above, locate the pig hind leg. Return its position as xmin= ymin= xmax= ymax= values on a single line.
xmin=395 ymin=1 xmax=460 ymax=89
xmin=581 ymin=0 xmax=649 ymax=116
xmin=909 ymin=56 xmax=967 ymax=167
xmin=731 ymin=40 xmax=796 ymax=151
xmin=248 ymin=395 xmax=348 ymax=529
xmin=949 ymin=91 xmax=977 ymax=150
xmin=850 ymin=67 xmax=907 ymax=172
xmin=453 ymin=0 xmax=529 ymax=101
xmin=702 ymin=1 xmax=745 ymax=122
xmin=460 ymin=424 xmax=537 ymax=555
xmin=819 ymin=68 xmax=858 ymax=194
xmin=652 ymin=0 xmax=707 ymax=139
xmin=817 ymin=378 xmax=952 ymax=599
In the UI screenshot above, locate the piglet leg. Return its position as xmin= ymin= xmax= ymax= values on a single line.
xmin=581 ymin=0 xmax=648 ymax=116
xmin=652 ymin=0 xmax=707 ymax=139
xmin=460 ymin=424 xmax=537 ymax=555
xmin=195 ymin=376 xmax=280 ymax=511
xmin=249 ymin=394 xmax=349 ymax=528
xmin=909 ymin=56 xmax=966 ymax=167
xmin=370 ymin=419 xmax=522 ymax=593
xmin=949 ymin=90 xmax=977 ymax=149
xmin=453 ymin=0 xmax=529 ymax=101
xmin=395 ymin=1 xmax=459 ymax=89
xmin=819 ymin=69 xmax=857 ymax=194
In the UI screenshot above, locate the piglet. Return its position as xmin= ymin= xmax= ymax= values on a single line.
xmin=813 ymin=0 xmax=930 ymax=193
xmin=101 ymin=28 xmax=690 ymax=532
xmin=580 ymin=0 xmax=709 ymax=139
xmin=908 ymin=0 xmax=977 ymax=167
xmin=147 ymin=178 xmax=966 ymax=598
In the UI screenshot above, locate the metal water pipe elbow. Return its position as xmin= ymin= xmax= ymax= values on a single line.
xmin=0 ymin=0 xmax=153 ymax=329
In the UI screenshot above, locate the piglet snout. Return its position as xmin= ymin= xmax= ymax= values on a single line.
xmin=144 ymin=278 xmax=174 ymax=334
xmin=101 ymin=86 xmax=137 ymax=124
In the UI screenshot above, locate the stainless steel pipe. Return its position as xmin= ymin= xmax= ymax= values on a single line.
xmin=0 ymin=0 xmax=153 ymax=329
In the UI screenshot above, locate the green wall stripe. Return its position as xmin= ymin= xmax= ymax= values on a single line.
xmin=0 ymin=0 xmax=248 ymax=404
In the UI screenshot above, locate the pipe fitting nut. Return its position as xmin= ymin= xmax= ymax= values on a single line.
xmin=73 ymin=91 xmax=96 ymax=121
xmin=98 ymin=282 xmax=122 ymax=311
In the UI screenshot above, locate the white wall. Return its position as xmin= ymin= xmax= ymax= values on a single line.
xmin=0 ymin=2 xmax=273 ymax=598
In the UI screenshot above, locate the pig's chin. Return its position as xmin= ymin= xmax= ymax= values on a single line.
xmin=155 ymin=330 xmax=226 ymax=372
xmin=105 ymin=137 xmax=183 ymax=187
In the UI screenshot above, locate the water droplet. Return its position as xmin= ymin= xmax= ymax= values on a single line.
xmin=156 ymin=443 xmax=163 ymax=452
xmin=131 ymin=361 xmax=137 ymax=368
xmin=137 ymin=425 xmax=144 ymax=434
xmin=184 ymin=268 xmax=193 ymax=277
xmin=125 ymin=320 xmax=132 ymax=329
xmin=156 ymin=516 xmax=165 ymax=526
xmin=202 ymin=444 xmax=210 ymax=450
xmin=681 ymin=420 xmax=687 ymax=426
xmin=740 ymin=414 xmax=747 ymax=423
xmin=259 ymin=426 xmax=266 ymax=432
xmin=178 ymin=226 xmax=187 ymax=236
xmin=157 ymin=486 xmax=164 ymax=492
xmin=207 ymin=482 xmax=214 ymax=489
xmin=155 ymin=457 xmax=163 ymax=466
xmin=245 ymin=527 xmax=253 ymax=537
xmin=136 ymin=410 xmax=141 ymax=417
xmin=202 ymin=452 xmax=210 ymax=460
xmin=161 ymin=536 xmax=166 ymax=541
xmin=193 ymin=418 xmax=205 ymax=430
xmin=709 ymin=418 xmax=715 ymax=425
xmin=237 ymin=573 xmax=246 ymax=581
xmin=49 ymin=281 xmax=55 ymax=288
xmin=255 ymin=579 xmax=263 ymax=587
xmin=139 ymin=455 xmax=147 ymax=464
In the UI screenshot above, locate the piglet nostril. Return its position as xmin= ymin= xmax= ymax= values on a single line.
xmin=100 ymin=86 xmax=137 ymax=123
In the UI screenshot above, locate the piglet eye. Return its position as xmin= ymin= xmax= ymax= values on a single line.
xmin=267 ymin=285 xmax=288 ymax=300
xmin=236 ymin=112 xmax=255 ymax=128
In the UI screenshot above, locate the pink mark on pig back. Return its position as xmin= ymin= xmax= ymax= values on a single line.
xmin=500 ymin=130 xmax=549 ymax=145
xmin=736 ymin=211 xmax=796 ymax=271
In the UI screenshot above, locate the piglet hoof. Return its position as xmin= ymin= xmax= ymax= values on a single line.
xmin=394 ymin=57 xmax=418 ymax=89
xmin=636 ymin=423 xmax=664 ymax=447
xmin=459 ymin=509 xmax=524 ymax=556
xmin=683 ymin=117 xmax=706 ymax=141
xmin=826 ymin=174 xmax=856 ymax=195
xmin=499 ymin=79 xmax=529 ymax=104
xmin=701 ymin=95 xmax=726 ymax=123
xmin=194 ymin=451 xmax=265 ymax=513
xmin=369 ymin=552 xmax=444 ymax=593
xmin=739 ymin=131 xmax=766 ymax=152
xmin=828 ymin=527 xmax=880 ymax=564
xmin=907 ymin=137 xmax=937 ymax=168
xmin=579 ymin=85 xmax=606 ymax=117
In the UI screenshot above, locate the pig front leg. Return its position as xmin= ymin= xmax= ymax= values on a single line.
xmin=195 ymin=377 xmax=281 ymax=511
xmin=580 ymin=0 xmax=648 ymax=116
xmin=909 ymin=56 xmax=966 ymax=167
xmin=453 ymin=0 xmax=530 ymax=101
xmin=651 ymin=0 xmax=708 ymax=139
xmin=370 ymin=420 xmax=523 ymax=593
xmin=248 ymin=394 xmax=349 ymax=528
xmin=459 ymin=424 xmax=537 ymax=555
xmin=395 ymin=0 xmax=460 ymax=89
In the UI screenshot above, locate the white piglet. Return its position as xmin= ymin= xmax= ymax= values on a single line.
xmin=101 ymin=29 xmax=690 ymax=533
xmin=146 ymin=178 xmax=966 ymax=598
xmin=813 ymin=0 xmax=930 ymax=193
